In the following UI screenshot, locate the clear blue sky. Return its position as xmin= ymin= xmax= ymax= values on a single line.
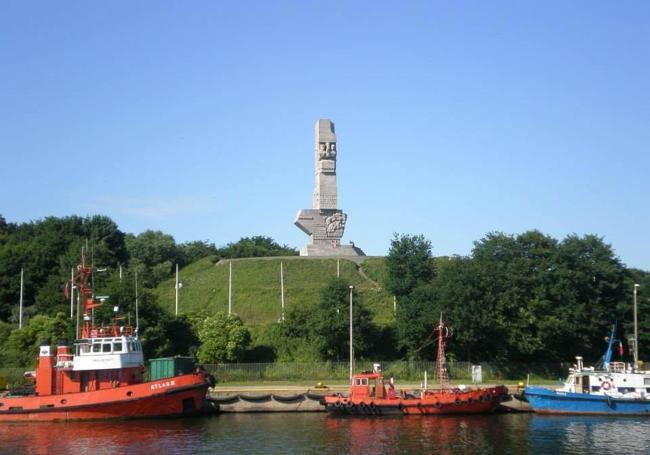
xmin=1 ymin=1 xmax=649 ymax=270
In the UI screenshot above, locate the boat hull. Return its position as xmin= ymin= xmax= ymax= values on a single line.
xmin=324 ymin=386 xmax=509 ymax=416
xmin=524 ymin=386 xmax=650 ymax=415
xmin=0 ymin=373 xmax=209 ymax=421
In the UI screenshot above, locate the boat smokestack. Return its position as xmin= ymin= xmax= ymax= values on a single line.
xmin=576 ymin=356 xmax=583 ymax=372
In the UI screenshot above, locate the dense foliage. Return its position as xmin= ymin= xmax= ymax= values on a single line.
xmin=387 ymin=231 xmax=649 ymax=363
xmin=0 ymin=214 xmax=293 ymax=367
xmin=217 ymin=236 xmax=298 ymax=258
xmin=1 ymin=213 xmax=648 ymax=369
xmin=196 ymin=313 xmax=250 ymax=363
xmin=264 ymin=279 xmax=379 ymax=362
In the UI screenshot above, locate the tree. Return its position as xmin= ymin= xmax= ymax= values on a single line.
xmin=218 ymin=236 xmax=298 ymax=258
xmin=196 ymin=313 xmax=250 ymax=363
xmin=385 ymin=234 xmax=436 ymax=359
xmin=125 ymin=230 xmax=177 ymax=287
xmin=0 ymin=215 xmax=127 ymax=321
xmin=0 ymin=313 xmax=73 ymax=367
xmin=273 ymin=279 xmax=376 ymax=362
xmin=550 ymin=234 xmax=628 ymax=361
xmin=395 ymin=284 xmax=438 ymax=359
xmin=140 ymin=315 xmax=199 ymax=359
xmin=311 ymin=279 xmax=375 ymax=361
xmin=385 ymin=234 xmax=434 ymax=297
xmin=178 ymin=241 xmax=218 ymax=266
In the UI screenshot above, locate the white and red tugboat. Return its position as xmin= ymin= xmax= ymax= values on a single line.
xmin=0 ymin=254 xmax=213 ymax=421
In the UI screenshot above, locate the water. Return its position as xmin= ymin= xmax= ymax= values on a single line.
xmin=1 ymin=413 xmax=649 ymax=455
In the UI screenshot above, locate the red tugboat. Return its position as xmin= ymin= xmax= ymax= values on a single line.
xmin=0 ymin=254 xmax=213 ymax=421
xmin=323 ymin=317 xmax=509 ymax=415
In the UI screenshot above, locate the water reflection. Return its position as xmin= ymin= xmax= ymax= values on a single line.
xmin=0 ymin=419 xmax=204 ymax=455
xmin=330 ymin=414 xmax=528 ymax=455
xmin=528 ymin=415 xmax=650 ymax=455
xmin=0 ymin=413 xmax=649 ymax=455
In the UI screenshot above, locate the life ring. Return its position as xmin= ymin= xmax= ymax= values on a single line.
xmin=602 ymin=381 xmax=611 ymax=391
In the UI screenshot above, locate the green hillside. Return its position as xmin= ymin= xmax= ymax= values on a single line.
xmin=154 ymin=257 xmax=395 ymax=326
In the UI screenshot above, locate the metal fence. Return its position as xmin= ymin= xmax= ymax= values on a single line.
xmin=201 ymin=361 xmax=570 ymax=384
xmin=0 ymin=362 xmax=571 ymax=388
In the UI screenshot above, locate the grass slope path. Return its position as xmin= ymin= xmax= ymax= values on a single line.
xmin=155 ymin=256 xmax=394 ymax=326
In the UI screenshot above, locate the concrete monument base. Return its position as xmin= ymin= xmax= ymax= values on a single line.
xmin=294 ymin=119 xmax=365 ymax=257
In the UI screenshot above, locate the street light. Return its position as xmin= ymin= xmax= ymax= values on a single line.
xmin=349 ymin=285 xmax=354 ymax=384
xmin=634 ymin=284 xmax=640 ymax=370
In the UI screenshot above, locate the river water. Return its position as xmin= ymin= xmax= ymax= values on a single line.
xmin=1 ymin=413 xmax=649 ymax=455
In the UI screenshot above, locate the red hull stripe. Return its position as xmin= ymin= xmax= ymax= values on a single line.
xmin=0 ymin=383 xmax=207 ymax=416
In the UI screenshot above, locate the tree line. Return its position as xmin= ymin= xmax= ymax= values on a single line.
xmin=1 ymin=213 xmax=649 ymax=369
xmin=0 ymin=214 xmax=296 ymax=367
xmin=387 ymin=232 xmax=650 ymax=364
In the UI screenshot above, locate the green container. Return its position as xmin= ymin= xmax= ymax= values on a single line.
xmin=149 ymin=357 xmax=196 ymax=381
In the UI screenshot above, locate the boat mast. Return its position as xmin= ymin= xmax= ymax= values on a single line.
xmin=634 ymin=283 xmax=640 ymax=370
xmin=436 ymin=315 xmax=449 ymax=389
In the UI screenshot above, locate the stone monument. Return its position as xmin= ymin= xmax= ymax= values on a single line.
xmin=294 ymin=119 xmax=365 ymax=257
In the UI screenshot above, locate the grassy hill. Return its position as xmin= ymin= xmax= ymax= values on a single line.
xmin=154 ymin=257 xmax=395 ymax=327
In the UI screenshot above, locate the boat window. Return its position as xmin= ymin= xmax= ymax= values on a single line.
xmin=81 ymin=344 xmax=91 ymax=354
xmin=644 ymin=378 xmax=650 ymax=385
xmin=575 ymin=376 xmax=581 ymax=385
xmin=92 ymin=344 xmax=101 ymax=353
xmin=113 ymin=342 xmax=123 ymax=352
xmin=102 ymin=343 xmax=111 ymax=353
xmin=354 ymin=378 xmax=368 ymax=386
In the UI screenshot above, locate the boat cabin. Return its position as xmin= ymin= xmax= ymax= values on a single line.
xmin=350 ymin=365 xmax=397 ymax=400
xmin=561 ymin=359 xmax=650 ymax=398
xmin=34 ymin=329 xmax=144 ymax=397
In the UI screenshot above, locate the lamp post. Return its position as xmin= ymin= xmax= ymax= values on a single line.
xmin=349 ymin=285 xmax=354 ymax=384
xmin=19 ymin=268 xmax=24 ymax=329
xmin=280 ymin=262 xmax=285 ymax=322
xmin=175 ymin=264 xmax=182 ymax=316
xmin=634 ymin=283 xmax=640 ymax=370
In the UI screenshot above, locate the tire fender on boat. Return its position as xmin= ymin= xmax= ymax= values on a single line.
xmin=602 ymin=381 xmax=612 ymax=391
xmin=454 ymin=398 xmax=463 ymax=406
xmin=433 ymin=402 xmax=442 ymax=409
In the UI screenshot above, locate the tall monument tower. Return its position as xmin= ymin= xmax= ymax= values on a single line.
xmin=294 ymin=119 xmax=365 ymax=257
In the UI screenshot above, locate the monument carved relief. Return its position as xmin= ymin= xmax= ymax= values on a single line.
xmin=294 ymin=119 xmax=364 ymax=257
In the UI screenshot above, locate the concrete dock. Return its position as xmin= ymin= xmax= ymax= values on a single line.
xmin=208 ymin=385 xmax=532 ymax=413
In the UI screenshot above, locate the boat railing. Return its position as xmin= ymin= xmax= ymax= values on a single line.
xmin=89 ymin=325 xmax=134 ymax=338
xmin=610 ymin=362 xmax=626 ymax=373
xmin=56 ymin=353 xmax=74 ymax=370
